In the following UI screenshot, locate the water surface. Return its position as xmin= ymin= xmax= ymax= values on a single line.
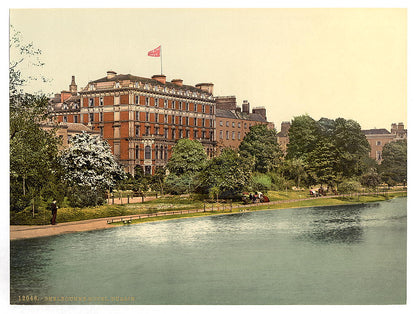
xmin=10 ymin=197 xmax=407 ymax=304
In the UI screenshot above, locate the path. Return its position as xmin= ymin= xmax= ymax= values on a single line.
xmin=10 ymin=191 xmax=404 ymax=241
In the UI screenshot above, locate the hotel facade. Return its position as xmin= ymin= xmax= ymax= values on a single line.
xmin=51 ymin=71 xmax=217 ymax=175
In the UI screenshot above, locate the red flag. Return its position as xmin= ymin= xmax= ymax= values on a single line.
xmin=148 ymin=46 xmax=161 ymax=57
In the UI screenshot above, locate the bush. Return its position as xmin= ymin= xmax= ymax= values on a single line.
xmin=67 ymin=186 xmax=106 ymax=208
xmin=338 ymin=180 xmax=361 ymax=194
xmin=252 ymin=173 xmax=272 ymax=192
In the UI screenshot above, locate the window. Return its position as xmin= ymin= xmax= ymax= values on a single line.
xmin=155 ymin=126 xmax=159 ymax=135
xmin=164 ymin=128 xmax=168 ymax=139
xmin=155 ymin=145 xmax=159 ymax=160
xmin=135 ymin=95 xmax=139 ymax=104
xmin=115 ymin=82 xmax=120 ymax=88
xmin=226 ymin=121 xmax=229 ymax=127
xmin=232 ymin=122 xmax=235 ymax=128
xmin=146 ymin=112 xmax=150 ymax=121
xmin=89 ymin=113 xmax=94 ymax=122
xmin=63 ymin=116 xmax=67 ymax=123
xmin=179 ymin=102 xmax=183 ymax=110
xmin=202 ymin=131 xmax=206 ymax=138
xmin=74 ymin=115 xmax=78 ymax=123
xmin=376 ymin=141 xmax=382 ymax=146
xmin=185 ymin=102 xmax=189 ymax=111
xmin=164 ymin=114 xmax=168 ymax=123
xmin=99 ymin=97 xmax=104 ymax=106
xmin=164 ymin=146 xmax=168 ymax=160
xmin=194 ymin=130 xmax=198 ymax=139
xmin=154 ymin=98 xmax=158 ymax=107
xmin=136 ymin=111 xmax=139 ymax=120
xmin=89 ymin=98 xmax=94 ymax=107
xmin=202 ymin=118 xmax=205 ymax=127
xmin=219 ymin=121 xmax=223 ymax=126
xmin=232 ymin=131 xmax=235 ymax=140
xmin=202 ymin=105 xmax=206 ymax=113
xmin=194 ymin=104 xmax=198 ymax=112
xmin=244 ymin=123 xmax=247 ymax=129
xmin=145 ymin=145 xmax=151 ymax=159
xmin=186 ymin=130 xmax=190 ymax=138
xmin=185 ymin=117 xmax=189 ymax=126
xmin=219 ymin=130 xmax=223 ymax=139
xmin=238 ymin=132 xmax=241 ymax=140
xmin=145 ymin=97 xmax=149 ymax=106
xmin=145 ymin=126 xmax=150 ymax=136
xmin=376 ymin=151 xmax=382 ymax=161
xmin=238 ymin=122 xmax=241 ymax=128
xmin=99 ymin=112 xmax=103 ymax=122
xmin=172 ymin=129 xmax=176 ymax=139
xmin=135 ymin=145 xmax=139 ymax=159
xmin=226 ymin=131 xmax=229 ymax=140
xmin=155 ymin=114 xmax=159 ymax=123
xmin=164 ymin=99 xmax=168 ymax=108
xmin=172 ymin=100 xmax=175 ymax=108
xmin=145 ymin=166 xmax=151 ymax=175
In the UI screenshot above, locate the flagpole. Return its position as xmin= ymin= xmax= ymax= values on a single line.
xmin=160 ymin=46 xmax=163 ymax=75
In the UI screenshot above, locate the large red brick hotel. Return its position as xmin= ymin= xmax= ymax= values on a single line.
xmin=51 ymin=71 xmax=216 ymax=175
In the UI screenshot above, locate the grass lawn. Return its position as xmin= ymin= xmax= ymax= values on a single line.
xmin=10 ymin=190 xmax=406 ymax=225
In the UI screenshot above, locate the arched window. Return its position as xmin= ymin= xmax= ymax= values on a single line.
xmin=145 ymin=145 xmax=151 ymax=160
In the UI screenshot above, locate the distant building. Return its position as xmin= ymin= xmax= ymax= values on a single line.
xmin=50 ymin=72 xmax=216 ymax=175
xmin=215 ymin=96 xmax=274 ymax=151
xmin=362 ymin=122 xmax=407 ymax=163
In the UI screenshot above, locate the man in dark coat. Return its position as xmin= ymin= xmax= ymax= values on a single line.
xmin=50 ymin=200 xmax=58 ymax=225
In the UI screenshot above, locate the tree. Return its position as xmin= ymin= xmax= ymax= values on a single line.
xmin=167 ymin=139 xmax=207 ymax=176
xmin=165 ymin=139 xmax=207 ymax=194
xmin=305 ymin=141 xmax=340 ymax=188
xmin=360 ymin=169 xmax=381 ymax=190
xmin=60 ymin=132 xmax=126 ymax=207
xmin=199 ymin=149 xmax=254 ymax=198
xmin=239 ymin=124 xmax=282 ymax=173
xmin=379 ymin=140 xmax=407 ymax=185
xmin=280 ymin=158 xmax=308 ymax=188
xmin=332 ymin=118 xmax=370 ymax=178
xmin=286 ymin=114 xmax=319 ymax=160
xmin=9 ymin=26 xmax=61 ymax=213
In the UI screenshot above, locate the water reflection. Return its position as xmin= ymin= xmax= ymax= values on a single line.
xmin=298 ymin=204 xmax=371 ymax=244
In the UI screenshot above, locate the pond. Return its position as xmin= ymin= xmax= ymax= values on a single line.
xmin=10 ymin=197 xmax=406 ymax=305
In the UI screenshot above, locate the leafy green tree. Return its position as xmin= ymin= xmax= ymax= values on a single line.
xmin=280 ymin=158 xmax=308 ymax=188
xmin=166 ymin=139 xmax=207 ymax=194
xmin=332 ymin=118 xmax=370 ymax=177
xmin=199 ymin=149 xmax=254 ymax=198
xmin=9 ymin=26 xmax=61 ymax=213
xmin=305 ymin=142 xmax=340 ymax=187
xmin=167 ymin=139 xmax=207 ymax=175
xmin=379 ymin=140 xmax=407 ymax=185
xmin=239 ymin=124 xmax=282 ymax=173
xmin=360 ymin=169 xmax=381 ymax=190
xmin=286 ymin=114 xmax=319 ymax=159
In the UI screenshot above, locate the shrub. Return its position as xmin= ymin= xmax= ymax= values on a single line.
xmin=338 ymin=180 xmax=361 ymax=194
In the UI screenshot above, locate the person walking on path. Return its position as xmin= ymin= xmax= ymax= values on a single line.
xmin=50 ymin=200 xmax=58 ymax=225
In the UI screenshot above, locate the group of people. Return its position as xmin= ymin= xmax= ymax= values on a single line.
xmin=242 ymin=192 xmax=270 ymax=204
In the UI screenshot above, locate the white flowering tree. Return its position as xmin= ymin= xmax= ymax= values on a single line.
xmin=60 ymin=132 xmax=126 ymax=207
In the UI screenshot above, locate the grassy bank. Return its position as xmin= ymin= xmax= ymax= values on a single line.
xmin=10 ymin=191 xmax=406 ymax=225
xmin=113 ymin=193 xmax=405 ymax=226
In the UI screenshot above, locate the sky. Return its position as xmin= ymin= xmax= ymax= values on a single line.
xmin=9 ymin=8 xmax=407 ymax=131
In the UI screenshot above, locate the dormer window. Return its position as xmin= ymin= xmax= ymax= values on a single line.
xmin=62 ymin=104 xmax=68 ymax=110
xmin=115 ymin=82 xmax=120 ymax=88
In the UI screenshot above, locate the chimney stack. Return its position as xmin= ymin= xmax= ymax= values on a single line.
xmin=242 ymin=100 xmax=250 ymax=114
xmin=171 ymin=79 xmax=183 ymax=86
xmin=152 ymin=74 xmax=166 ymax=84
xmin=195 ymin=83 xmax=214 ymax=94
xmin=107 ymin=71 xmax=117 ymax=79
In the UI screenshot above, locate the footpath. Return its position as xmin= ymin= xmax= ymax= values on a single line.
xmin=10 ymin=191 xmax=404 ymax=241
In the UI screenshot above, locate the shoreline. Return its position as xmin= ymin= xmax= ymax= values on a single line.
xmin=10 ymin=192 xmax=405 ymax=241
